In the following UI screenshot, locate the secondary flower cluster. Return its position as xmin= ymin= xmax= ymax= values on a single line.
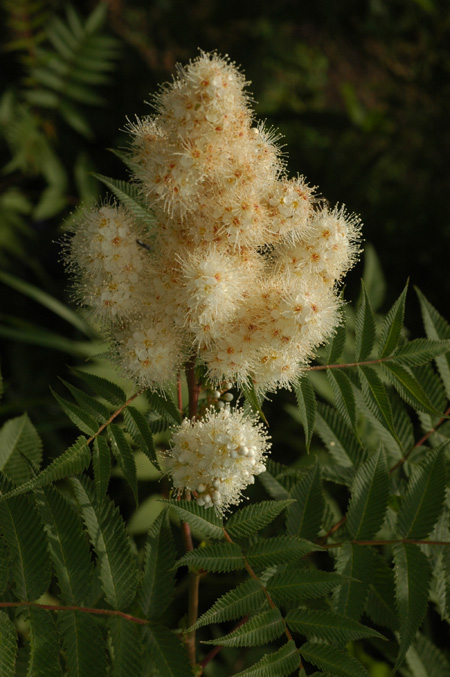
xmin=68 ymin=51 xmax=361 ymax=394
xmin=165 ymin=406 xmax=270 ymax=511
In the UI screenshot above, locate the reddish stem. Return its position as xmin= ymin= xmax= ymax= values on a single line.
xmin=0 ymin=601 xmax=148 ymax=624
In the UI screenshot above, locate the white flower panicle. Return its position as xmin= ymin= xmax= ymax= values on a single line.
xmin=68 ymin=51 xmax=361 ymax=392
xmin=165 ymin=407 xmax=270 ymax=512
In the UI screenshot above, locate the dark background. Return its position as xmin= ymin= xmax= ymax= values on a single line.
xmin=1 ymin=0 xmax=449 ymax=450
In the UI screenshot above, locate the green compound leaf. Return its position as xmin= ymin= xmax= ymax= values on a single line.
xmin=295 ymin=375 xmax=317 ymax=452
xmin=146 ymin=390 xmax=181 ymax=425
xmin=378 ymin=281 xmax=408 ymax=358
xmin=358 ymin=365 xmax=400 ymax=444
xmin=396 ymin=445 xmax=446 ymax=539
xmin=0 ymin=413 xmax=43 ymax=485
xmin=233 ymin=641 xmax=300 ymax=677
xmin=0 ymin=490 xmax=51 ymax=601
xmin=143 ymin=625 xmax=193 ymax=677
xmin=176 ymin=542 xmax=244 ymax=572
xmin=416 ymin=287 xmax=450 ymax=398
xmin=285 ymin=462 xmax=324 ymax=540
xmin=315 ymin=403 xmax=365 ymax=467
xmin=286 ymin=608 xmax=385 ymax=644
xmin=202 ymin=608 xmax=285 ymax=647
xmin=108 ymin=424 xmax=138 ymax=504
xmin=355 ymin=281 xmax=376 ymax=361
xmin=138 ymin=510 xmax=176 ymax=621
xmin=27 ymin=606 xmax=61 ymax=676
xmin=70 ymin=477 xmax=138 ymax=610
xmin=189 ymin=579 xmax=267 ymax=631
xmin=326 ymin=321 xmax=347 ymax=364
xmin=225 ymin=500 xmax=294 ymax=538
xmin=51 ymin=387 xmax=99 ymax=436
xmin=392 ymin=338 xmax=450 ymax=367
xmin=241 ymin=381 xmax=268 ymax=425
xmin=405 ymin=633 xmax=450 ymax=677
xmin=71 ymin=368 xmax=126 ymax=406
xmin=245 ymin=536 xmax=322 ymax=570
xmin=393 ymin=543 xmax=431 ymax=670
xmin=109 ymin=616 xmax=142 ymax=677
xmin=34 ymin=486 xmax=94 ymax=606
xmin=382 ymin=361 xmax=444 ymax=416
xmin=299 ymin=641 xmax=370 ymax=677
xmin=346 ymin=448 xmax=389 ymax=540
xmin=0 ymin=436 xmax=91 ymax=502
xmin=365 ymin=553 xmax=399 ymax=631
xmin=333 ymin=543 xmax=377 ymax=620
xmin=92 ymin=436 xmax=111 ymax=500
xmin=266 ymin=567 xmax=344 ymax=603
xmin=123 ymin=405 xmax=159 ymax=468
xmin=94 ymin=174 xmax=155 ymax=227
xmin=327 ymin=368 xmax=359 ymax=436
xmin=59 ymin=378 xmax=110 ymax=423
xmin=164 ymin=499 xmax=224 ymax=540
xmin=58 ymin=611 xmax=107 ymax=677
xmin=0 ymin=611 xmax=17 ymax=675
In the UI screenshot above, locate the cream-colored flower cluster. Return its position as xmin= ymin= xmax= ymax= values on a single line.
xmin=165 ymin=407 xmax=270 ymax=511
xmin=69 ymin=52 xmax=361 ymax=392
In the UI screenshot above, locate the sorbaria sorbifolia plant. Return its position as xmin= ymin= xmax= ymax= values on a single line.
xmin=1 ymin=52 xmax=450 ymax=677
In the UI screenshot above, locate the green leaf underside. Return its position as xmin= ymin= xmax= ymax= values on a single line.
xmin=393 ymin=543 xmax=432 ymax=669
xmin=27 ymin=606 xmax=61 ymax=676
xmin=396 ymin=446 xmax=446 ymax=539
xmin=94 ymin=174 xmax=155 ymax=226
xmin=333 ymin=543 xmax=376 ymax=620
xmin=34 ymin=486 xmax=94 ymax=605
xmin=138 ymin=511 xmax=176 ymax=620
xmin=71 ymin=369 xmax=126 ymax=406
xmin=70 ymin=477 xmax=138 ymax=609
xmin=355 ymin=282 xmax=376 ymax=362
xmin=58 ymin=611 xmax=107 ymax=676
xmin=203 ymin=608 xmax=285 ymax=647
xmin=0 ymin=492 xmax=50 ymax=600
xmin=358 ymin=365 xmax=400 ymax=444
xmin=190 ymin=579 xmax=267 ymax=630
xmin=176 ymin=542 xmax=244 ymax=572
xmin=405 ymin=633 xmax=450 ymax=677
xmin=0 ymin=436 xmax=91 ymax=501
xmin=123 ymin=406 xmax=158 ymax=467
xmin=286 ymin=608 xmax=385 ymax=644
xmin=108 ymin=423 xmax=138 ymax=503
xmin=295 ymin=376 xmax=317 ymax=451
xmin=144 ymin=625 xmax=193 ymax=677
xmin=383 ymin=360 xmax=445 ymax=416
xmin=60 ymin=378 xmax=110 ymax=422
xmin=93 ymin=436 xmax=111 ymax=499
xmin=146 ymin=390 xmax=181 ymax=424
xmin=164 ymin=499 xmax=224 ymax=539
xmin=267 ymin=567 xmax=344 ymax=603
xmin=226 ymin=500 xmax=294 ymax=538
xmin=0 ymin=611 xmax=17 ymax=675
xmin=0 ymin=413 xmax=43 ymax=485
xmin=286 ymin=463 xmax=324 ymax=540
xmin=109 ymin=616 xmax=142 ymax=677
xmin=245 ymin=536 xmax=322 ymax=569
xmin=346 ymin=448 xmax=389 ymax=540
xmin=300 ymin=641 xmax=370 ymax=677
xmin=233 ymin=641 xmax=300 ymax=677
xmin=378 ymin=282 xmax=408 ymax=358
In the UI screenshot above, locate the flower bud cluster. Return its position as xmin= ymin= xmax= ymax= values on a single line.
xmin=165 ymin=407 xmax=270 ymax=511
xmin=68 ymin=52 xmax=361 ymax=392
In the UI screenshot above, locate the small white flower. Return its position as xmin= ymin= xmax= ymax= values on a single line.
xmin=165 ymin=407 xmax=270 ymax=512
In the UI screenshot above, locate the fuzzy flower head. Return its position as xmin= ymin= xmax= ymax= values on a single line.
xmin=165 ymin=407 xmax=270 ymax=512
